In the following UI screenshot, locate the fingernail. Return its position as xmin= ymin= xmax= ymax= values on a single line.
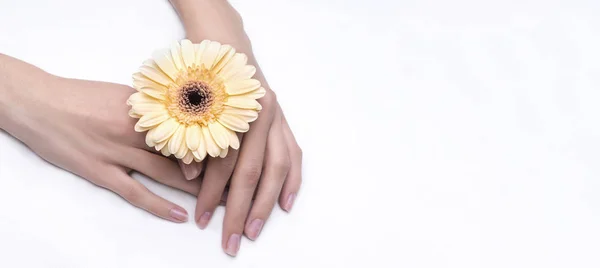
xmin=284 ymin=193 xmax=296 ymax=212
xmin=247 ymin=219 xmax=264 ymax=240
xmin=179 ymin=161 xmax=200 ymax=180
xmin=169 ymin=207 xmax=188 ymax=222
xmin=225 ymin=234 xmax=241 ymax=256
xmin=196 ymin=212 xmax=212 ymax=229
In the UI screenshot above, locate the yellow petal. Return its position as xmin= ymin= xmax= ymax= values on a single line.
xmin=137 ymin=111 xmax=169 ymax=129
xmin=223 ymin=107 xmax=259 ymax=123
xmin=155 ymin=139 xmax=168 ymax=151
xmin=152 ymin=49 xmax=179 ymax=81
xmin=240 ymin=87 xmax=267 ymax=100
xmin=182 ymin=150 xmax=194 ymax=164
xmin=160 ymin=144 xmax=171 ymax=157
xmin=170 ymin=41 xmax=184 ymax=70
xmin=181 ymin=39 xmax=195 ymax=68
xmin=225 ymin=79 xmax=261 ymax=95
xmin=152 ymin=118 xmax=179 ymax=143
xmin=218 ymin=113 xmax=250 ymax=132
xmin=212 ymin=45 xmax=235 ymax=73
xmin=145 ymin=128 xmax=157 ymax=147
xmin=184 ymin=124 xmax=201 ymax=151
xmin=140 ymin=60 xmax=172 ymax=86
xmin=194 ymin=40 xmax=209 ymax=66
xmin=226 ymin=129 xmax=240 ymax=150
xmin=131 ymin=103 xmax=166 ymax=116
xmin=208 ymin=122 xmax=230 ymax=149
xmin=202 ymin=126 xmax=221 ymax=157
xmin=127 ymin=91 xmax=162 ymax=105
xmin=199 ymin=41 xmax=221 ymax=69
xmin=225 ymin=96 xmax=262 ymax=110
xmin=168 ymin=124 xmax=185 ymax=154
xmin=218 ymin=53 xmax=248 ymax=80
xmin=219 ymin=147 xmax=229 ymax=158
xmin=128 ymin=109 xmax=141 ymax=118
xmin=229 ymin=65 xmax=257 ymax=81
xmin=175 ymin=143 xmax=188 ymax=159
xmin=132 ymin=73 xmax=168 ymax=100
xmin=192 ymin=148 xmax=207 ymax=162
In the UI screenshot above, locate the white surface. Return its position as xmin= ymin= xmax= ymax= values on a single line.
xmin=1 ymin=0 xmax=600 ymax=267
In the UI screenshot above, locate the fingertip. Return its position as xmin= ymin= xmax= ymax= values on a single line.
xmin=169 ymin=206 xmax=189 ymax=223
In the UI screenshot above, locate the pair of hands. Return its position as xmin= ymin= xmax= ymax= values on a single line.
xmin=0 ymin=0 xmax=302 ymax=257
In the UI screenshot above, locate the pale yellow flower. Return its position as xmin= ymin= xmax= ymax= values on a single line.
xmin=127 ymin=39 xmax=265 ymax=164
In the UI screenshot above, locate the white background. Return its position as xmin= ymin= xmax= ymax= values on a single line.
xmin=1 ymin=0 xmax=600 ymax=267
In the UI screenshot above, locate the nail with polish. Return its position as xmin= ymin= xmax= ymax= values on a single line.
xmin=247 ymin=219 xmax=264 ymax=240
xmin=169 ymin=207 xmax=188 ymax=222
xmin=225 ymin=234 xmax=241 ymax=256
xmin=284 ymin=193 xmax=296 ymax=212
xmin=196 ymin=212 xmax=212 ymax=229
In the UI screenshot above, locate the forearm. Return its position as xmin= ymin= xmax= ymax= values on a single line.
xmin=169 ymin=0 xmax=250 ymax=53
xmin=169 ymin=0 xmax=270 ymax=89
xmin=0 ymin=54 xmax=52 ymax=131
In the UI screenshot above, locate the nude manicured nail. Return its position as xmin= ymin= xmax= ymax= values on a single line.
xmin=247 ymin=219 xmax=264 ymax=240
xmin=284 ymin=193 xmax=296 ymax=212
xmin=225 ymin=234 xmax=241 ymax=256
xmin=179 ymin=161 xmax=200 ymax=180
xmin=169 ymin=207 xmax=188 ymax=222
xmin=196 ymin=212 xmax=212 ymax=229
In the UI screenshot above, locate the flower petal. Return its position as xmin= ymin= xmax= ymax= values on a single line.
xmin=181 ymin=39 xmax=195 ymax=68
xmin=152 ymin=49 xmax=179 ymax=81
xmin=140 ymin=60 xmax=172 ymax=86
xmin=155 ymin=139 xmax=168 ymax=151
xmin=208 ymin=122 xmax=230 ymax=149
xmin=199 ymin=41 xmax=221 ymax=69
xmin=194 ymin=40 xmax=209 ymax=66
xmin=182 ymin=150 xmax=194 ymax=164
xmin=202 ymin=125 xmax=221 ymax=157
xmin=127 ymin=91 xmax=162 ymax=105
xmin=128 ymin=109 xmax=141 ymax=118
xmin=191 ymin=129 xmax=207 ymax=161
xmin=192 ymin=148 xmax=207 ymax=162
xmin=170 ymin=41 xmax=184 ymax=70
xmin=224 ymin=95 xmax=262 ymax=110
xmin=225 ymin=79 xmax=261 ymax=95
xmin=152 ymin=118 xmax=179 ymax=143
xmin=168 ymin=124 xmax=185 ymax=154
xmin=131 ymin=103 xmax=166 ymax=116
xmin=218 ymin=113 xmax=250 ymax=132
xmin=226 ymin=128 xmax=240 ymax=150
xmin=132 ymin=72 xmax=168 ymax=99
xmin=145 ymin=128 xmax=157 ymax=147
xmin=185 ymin=124 xmax=202 ymax=151
xmin=229 ymin=65 xmax=256 ymax=81
xmin=240 ymin=87 xmax=267 ymax=100
xmin=223 ymin=107 xmax=259 ymax=123
xmin=137 ymin=111 xmax=169 ymax=129
xmin=212 ymin=45 xmax=235 ymax=73
xmin=218 ymin=53 xmax=248 ymax=80
xmin=160 ymin=143 xmax=171 ymax=156
xmin=219 ymin=147 xmax=229 ymax=158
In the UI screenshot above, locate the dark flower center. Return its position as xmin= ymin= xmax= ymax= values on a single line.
xmin=179 ymin=81 xmax=214 ymax=114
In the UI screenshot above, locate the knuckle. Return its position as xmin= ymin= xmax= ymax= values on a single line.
xmin=239 ymin=164 xmax=263 ymax=186
xmin=272 ymin=157 xmax=291 ymax=174
xmin=261 ymin=90 xmax=278 ymax=109
xmin=121 ymin=183 xmax=144 ymax=204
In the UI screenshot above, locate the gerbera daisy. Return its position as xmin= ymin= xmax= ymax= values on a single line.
xmin=127 ymin=39 xmax=265 ymax=164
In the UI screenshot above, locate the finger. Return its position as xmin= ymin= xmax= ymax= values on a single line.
xmin=222 ymin=92 xmax=276 ymax=257
xmin=178 ymin=159 xmax=205 ymax=180
xmin=91 ymin=165 xmax=189 ymax=223
xmin=195 ymin=142 xmax=240 ymax=229
xmin=244 ymin=111 xmax=289 ymax=240
xmin=121 ymin=149 xmax=201 ymax=196
xmin=279 ymin=108 xmax=303 ymax=212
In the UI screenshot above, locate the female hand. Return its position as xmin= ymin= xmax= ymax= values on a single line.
xmin=0 ymin=54 xmax=201 ymax=223
xmin=170 ymin=0 xmax=304 ymax=256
